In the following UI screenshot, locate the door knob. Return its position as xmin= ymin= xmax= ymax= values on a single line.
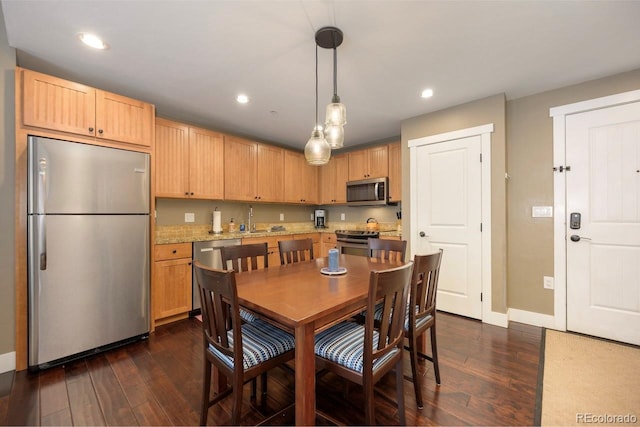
xmin=570 ymin=235 xmax=591 ymax=242
xmin=419 ymin=231 xmax=428 ymax=237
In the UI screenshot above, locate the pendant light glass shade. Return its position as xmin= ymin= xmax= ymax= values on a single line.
xmin=324 ymin=123 xmax=344 ymax=149
xmin=304 ymin=43 xmax=330 ymax=166
xmin=325 ymin=98 xmax=347 ymax=127
xmin=304 ymin=128 xmax=331 ymax=165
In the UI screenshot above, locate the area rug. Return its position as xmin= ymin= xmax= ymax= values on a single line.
xmin=536 ymin=329 xmax=640 ymax=426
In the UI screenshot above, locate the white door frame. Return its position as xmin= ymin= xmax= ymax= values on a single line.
xmin=409 ymin=123 xmax=498 ymax=324
xmin=550 ymin=89 xmax=640 ymax=331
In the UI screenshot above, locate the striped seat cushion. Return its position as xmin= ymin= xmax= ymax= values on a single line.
xmin=208 ymin=319 xmax=295 ymax=370
xmin=373 ymin=302 xmax=433 ymax=331
xmin=240 ymin=308 xmax=259 ymax=323
xmin=314 ymin=321 xmax=400 ymax=373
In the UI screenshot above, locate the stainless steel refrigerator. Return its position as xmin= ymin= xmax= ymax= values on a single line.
xmin=27 ymin=136 xmax=150 ymax=370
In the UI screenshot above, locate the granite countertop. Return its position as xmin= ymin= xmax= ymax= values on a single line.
xmin=155 ymin=223 xmax=402 ymax=244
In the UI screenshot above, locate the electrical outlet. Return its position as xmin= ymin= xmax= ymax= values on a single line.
xmin=280 ymin=213 xmax=284 ymax=221
xmin=184 ymin=212 xmax=195 ymax=223
xmin=310 ymin=213 xmax=314 ymax=221
xmin=341 ymin=213 xmax=346 ymax=221
xmin=543 ymin=276 xmax=554 ymax=289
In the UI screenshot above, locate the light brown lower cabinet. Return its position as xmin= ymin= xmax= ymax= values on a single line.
xmin=320 ymin=233 xmax=337 ymax=258
xmin=153 ymin=243 xmax=193 ymax=325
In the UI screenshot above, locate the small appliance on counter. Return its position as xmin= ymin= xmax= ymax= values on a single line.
xmin=366 ymin=217 xmax=379 ymax=231
xmin=314 ymin=209 xmax=327 ymax=228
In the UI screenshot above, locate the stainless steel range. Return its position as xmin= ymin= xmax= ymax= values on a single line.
xmin=335 ymin=230 xmax=380 ymax=256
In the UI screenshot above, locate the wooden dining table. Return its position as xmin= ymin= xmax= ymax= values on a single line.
xmin=232 ymin=253 xmax=406 ymax=426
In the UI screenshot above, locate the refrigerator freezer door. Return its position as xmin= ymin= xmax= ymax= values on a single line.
xmin=28 ymin=136 xmax=149 ymax=214
xmin=28 ymin=214 xmax=149 ymax=367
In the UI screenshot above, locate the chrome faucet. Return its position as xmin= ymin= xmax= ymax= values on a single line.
xmin=248 ymin=205 xmax=255 ymax=232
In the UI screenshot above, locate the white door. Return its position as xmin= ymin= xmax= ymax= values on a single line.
xmin=412 ymin=136 xmax=483 ymax=319
xmin=566 ymin=101 xmax=640 ymax=345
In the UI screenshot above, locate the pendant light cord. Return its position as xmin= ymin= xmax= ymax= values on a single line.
xmin=315 ymin=44 xmax=319 ymax=128
xmin=333 ymin=47 xmax=338 ymax=99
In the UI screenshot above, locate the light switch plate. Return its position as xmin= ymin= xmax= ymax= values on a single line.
xmin=184 ymin=212 xmax=195 ymax=223
xmin=280 ymin=213 xmax=284 ymax=221
xmin=341 ymin=213 xmax=346 ymax=221
xmin=532 ymin=206 xmax=553 ymax=218
xmin=543 ymin=276 xmax=554 ymax=289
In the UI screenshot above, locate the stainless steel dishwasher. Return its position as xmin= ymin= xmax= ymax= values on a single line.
xmin=192 ymin=239 xmax=242 ymax=311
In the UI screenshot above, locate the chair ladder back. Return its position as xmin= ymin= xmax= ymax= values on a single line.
xmin=366 ymin=263 xmax=413 ymax=365
xmin=411 ymin=250 xmax=443 ymax=323
xmin=278 ymin=238 xmax=314 ymax=266
xmin=221 ymin=242 xmax=269 ymax=272
xmin=367 ymin=238 xmax=407 ymax=263
xmin=194 ymin=262 xmax=242 ymax=361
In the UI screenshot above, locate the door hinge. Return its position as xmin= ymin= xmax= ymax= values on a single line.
xmin=480 ymin=153 xmax=482 ymax=162
xmin=553 ymin=165 xmax=571 ymax=172
xmin=480 ymin=223 xmax=483 ymax=232
xmin=480 ymin=292 xmax=483 ymax=302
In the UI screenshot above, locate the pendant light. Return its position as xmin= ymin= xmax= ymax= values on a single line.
xmin=316 ymin=26 xmax=346 ymax=149
xmin=304 ymin=43 xmax=331 ymax=166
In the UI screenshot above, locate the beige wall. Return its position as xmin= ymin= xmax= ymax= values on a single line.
xmin=156 ymin=199 xmax=317 ymax=227
xmin=401 ymin=94 xmax=508 ymax=313
xmin=506 ymin=68 xmax=640 ymax=315
xmin=400 ymin=71 xmax=640 ymax=318
xmin=0 ymin=4 xmax=16 ymax=359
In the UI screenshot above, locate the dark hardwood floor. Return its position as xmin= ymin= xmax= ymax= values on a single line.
xmin=0 ymin=312 xmax=541 ymax=426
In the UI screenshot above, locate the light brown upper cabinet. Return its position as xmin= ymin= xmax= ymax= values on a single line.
xmin=225 ymin=136 xmax=284 ymax=202
xmin=155 ymin=119 xmax=225 ymax=199
xmin=319 ymin=153 xmax=349 ymax=204
xmin=284 ymin=150 xmax=319 ymax=204
xmin=348 ymin=145 xmax=388 ymax=180
xmin=388 ymin=141 xmax=401 ymax=202
xmin=20 ymin=68 xmax=154 ymax=147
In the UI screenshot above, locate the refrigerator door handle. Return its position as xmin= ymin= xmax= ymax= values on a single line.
xmin=39 ymin=215 xmax=47 ymax=270
xmin=38 ymin=157 xmax=47 ymax=213
xmin=38 ymin=156 xmax=47 ymax=270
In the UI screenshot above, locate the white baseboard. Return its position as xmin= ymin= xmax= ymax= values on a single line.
xmin=0 ymin=351 xmax=16 ymax=374
xmin=483 ymin=310 xmax=509 ymax=328
xmin=508 ymin=308 xmax=558 ymax=329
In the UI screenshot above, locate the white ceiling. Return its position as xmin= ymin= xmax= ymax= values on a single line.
xmin=2 ymin=0 xmax=640 ymax=151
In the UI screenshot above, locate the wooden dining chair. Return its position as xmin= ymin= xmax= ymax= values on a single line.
xmin=220 ymin=242 xmax=268 ymax=323
xmin=278 ymin=238 xmax=314 ymax=265
xmin=194 ymin=261 xmax=295 ymax=426
xmin=367 ymin=238 xmax=407 ymax=263
xmin=314 ymin=262 xmax=413 ymax=425
xmin=404 ymin=249 xmax=443 ymax=408
xmin=373 ymin=249 xmax=444 ymax=409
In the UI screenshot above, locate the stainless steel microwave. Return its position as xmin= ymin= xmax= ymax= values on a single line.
xmin=346 ymin=177 xmax=389 ymax=206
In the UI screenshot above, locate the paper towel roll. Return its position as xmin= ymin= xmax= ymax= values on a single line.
xmin=212 ymin=211 xmax=222 ymax=233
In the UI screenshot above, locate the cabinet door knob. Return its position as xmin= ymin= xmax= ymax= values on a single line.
xmin=172 ymin=249 xmax=177 ymax=253
xmin=190 ymin=192 xmax=194 ymax=196
xmin=98 ymin=129 xmax=104 ymax=134
xmin=88 ymin=127 xmax=94 ymax=132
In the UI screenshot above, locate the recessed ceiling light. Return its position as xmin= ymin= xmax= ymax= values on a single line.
xmin=77 ymin=33 xmax=109 ymax=50
xmin=236 ymin=94 xmax=250 ymax=104
xmin=421 ymin=88 xmax=434 ymax=99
